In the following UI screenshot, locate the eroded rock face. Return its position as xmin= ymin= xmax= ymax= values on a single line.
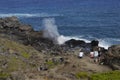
xmin=0 ymin=16 xmax=55 ymax=52
xmin=0 ymin=16 xmax=20 ymax=29
xmin=104 ymin=45 xmax=120 ymax=70
xmin=108 ymin=45 xmax=120 ymax=57
xmin=19 ymin=24 xmax=33 ymax=32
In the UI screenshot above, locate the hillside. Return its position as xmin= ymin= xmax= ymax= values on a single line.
xmin=0 ymin=16 xmax=119 ymax=80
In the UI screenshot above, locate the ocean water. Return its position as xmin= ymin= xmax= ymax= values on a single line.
xmin=0 ymin=0 xmax=120 ymax=48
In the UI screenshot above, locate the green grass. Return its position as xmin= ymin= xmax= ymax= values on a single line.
xmin=0 ymin=72 xmax=10 ymax=79
xmin=0 ymin=38 xmax=40 ymax=58
xmin=45 ymin=60 xmax=59 ymax=69
xmin=0 ymin=37 xmax=43 ymax=72
xmin=90 ymin=70 xmax=120 ymax=80
xmin=21 ymin=52 xmax=30 ymax=58
xmin=7 ymin=57 xmax=26 ymax=72
xmin=45 ymin=61 xmax=55 ymax=68
xmin=75 ymin=72 xmax=88 ymax=79
xmin=75 ymin=70 xmax=120 ymax=80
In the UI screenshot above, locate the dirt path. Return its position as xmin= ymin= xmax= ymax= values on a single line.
xmin=78 ymin=56 xmax=112 ymax=72
xmin=56 ymin=55 xmax=112 ymax=74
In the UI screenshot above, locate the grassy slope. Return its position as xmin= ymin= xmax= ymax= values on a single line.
xmin=0 ymin=36 xmax=44 ymax=79
xmin=75 ymin=70 xmax=120 ymax=80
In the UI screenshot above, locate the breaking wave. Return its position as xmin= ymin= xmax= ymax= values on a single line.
xmin=42 ymin=17 xmax=120 ymax=49
xmin=57 ymin=35 xmax=91 ymax=44
xmin=98 ymin=38 xmax=120 ymax=49
xmin=0 ymin=13 xmax=63 ymax=18
xmin=58 ymin=35 xmax=120 ymax=49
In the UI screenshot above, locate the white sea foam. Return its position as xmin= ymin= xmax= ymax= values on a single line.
xmin=0 ymin=13 xmax=62 ymax=18
xmin=57 ymin=35 xmax=91 ymax=44
xmin=98 ymin=38 xmax=120 ymax=49
xmin=98 ymin=39 xmax=111 ymax=49
xmin=57 ymin=36 xmax=114 ymax=49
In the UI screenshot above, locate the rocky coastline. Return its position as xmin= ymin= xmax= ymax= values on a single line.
xmin=0 ymin=16 xmax=119 ymax=80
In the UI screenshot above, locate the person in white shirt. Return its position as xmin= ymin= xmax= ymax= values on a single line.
xmin=94 ymin=51 xmax=99 ymax=63
xmin=94 ymin=51 xmax=99 ymax=57
xmin=79 ymin=51 xmax=84 ymax=58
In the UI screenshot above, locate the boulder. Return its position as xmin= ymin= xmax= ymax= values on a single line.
xmin=18 ymin=24 xmax=33 ymax=32
xmin=65 ymin=39 xmax=86 ymax=48
xmin=4 ymin=16 xmax=19 ymax=22
xmin=0 ymin=16 xmax=20 ymax=29
xmin=91 ymin=40 xmax=99 ymax=47
xmin=104 ymin=45 xmax=120 ymax=70
xmin=108 ymin=45 xmax=120 ymax=57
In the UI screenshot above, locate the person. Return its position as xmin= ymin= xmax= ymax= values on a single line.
xmin=94 ymin=51 xmax=99 ymax=63
xmin=79 ymin=51 xmax=84 ymax=58
xmin=98 ymin=47 xmax=101 ymax=62
xmin=90 ymin=51 xmax=94 ymax=58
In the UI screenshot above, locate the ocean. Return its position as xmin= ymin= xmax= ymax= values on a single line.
xmin=0 ymin=0 xmax=120 ymax=49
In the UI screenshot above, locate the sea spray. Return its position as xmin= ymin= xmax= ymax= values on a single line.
xmin=42 ymin=18 xmax=90 ymax=44
xmin=42 ymin=18 xmax=111 ymax=49
xmin=43 ymin=18 xmax=60 ymax=44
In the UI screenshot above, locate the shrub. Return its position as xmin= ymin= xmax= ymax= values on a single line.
xmin=75 ymin=72 xmax=88 ymax=79
xmin=90 ymin=70 xmax=120 ymax=80
xmin=0 ymin=72 xmax=10 ymax=79
xmin=45 ymin=61 xmax=55 ymax=68
xmin=21 ymin=52 xmax=30 ymax=58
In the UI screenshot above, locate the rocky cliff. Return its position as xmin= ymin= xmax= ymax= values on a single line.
xmin=0 ymin=16 xmax=119 ymax=80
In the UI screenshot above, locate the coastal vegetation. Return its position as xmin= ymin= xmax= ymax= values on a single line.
xmin=75 ymin=70 xmax=120 ymax=80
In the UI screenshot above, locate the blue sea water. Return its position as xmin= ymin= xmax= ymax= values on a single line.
xmin=0 ymin=0 xmax=120 ymax=48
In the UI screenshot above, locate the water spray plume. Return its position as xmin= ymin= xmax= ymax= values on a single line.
xmin=43 ymin=18 xmax=60 ymax=44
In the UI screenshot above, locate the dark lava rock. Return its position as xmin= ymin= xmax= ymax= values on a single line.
xmin=65 ymin=39 xmax=86 ymax=48
xmin=91 ymin=40 xmax=99 ymax=47
xmin=104 ymin=45 xmax=120 ymax=70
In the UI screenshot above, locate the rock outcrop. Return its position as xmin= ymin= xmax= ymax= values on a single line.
xmin=104 ymin=45 xmax=120 ymax=70
xmin=65 ymin=39 xmax=86 ymax=47
xmin=0 ymin=16 xmax=101 ymax=55
xmin=0 ymin=16 xmax=55 ymax=52
xmin=0 ymin=16 xmax=33 ymax=31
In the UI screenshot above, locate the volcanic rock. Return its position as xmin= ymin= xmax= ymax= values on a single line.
xmin=18 ymin=24 xmax=33 ymax=32
xmin=104 ymin=45 xmax=120 ymax=70
xmin=91 ymin=40 xmax=99 ymax=47
xmin=65 ymin=39 xmax=86 ymax=48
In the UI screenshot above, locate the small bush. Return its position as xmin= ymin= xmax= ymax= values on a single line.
xmin=0 ymin=72 xmax=10 ymax=79
xmin=90 ymin=70 xmax=120 ymax=80
xmin=7 ymin=57 xmax=26 ymax=72
xmin=21 ymin=52 xmax=30 ymax=58
xmin=46 ymin=61 xmax=55 ymax=68
xmin=75 ymin=72 xmax=88 ymax=79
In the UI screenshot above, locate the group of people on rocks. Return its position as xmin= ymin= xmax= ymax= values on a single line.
xmin=78 ymin=47 xmax=104 ymax=64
